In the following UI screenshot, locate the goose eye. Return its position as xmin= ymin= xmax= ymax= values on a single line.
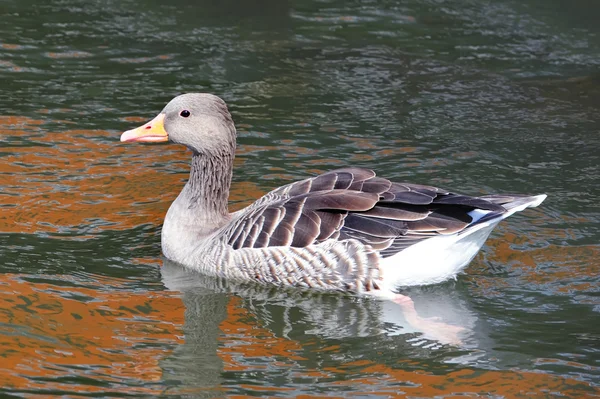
xmin=180 ymin=110 xmax=190 ymax=118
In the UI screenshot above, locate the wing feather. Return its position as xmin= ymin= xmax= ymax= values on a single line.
xmin=344 ymin=214 xmax=407 ymax=237
xmin=386 ymin=189 xmax=435 ymax=205
xmin=270 ymin=223 xmax=294 ymax=246
xmin=315 ymin=211 xmax=345 ymax=241
xmin=242 ymin=219 xmax=262 ymax=248
xmin=290 ymin=212 xmax=321 ymax=247
xmin=304 ymin=190 xmax=378 ymax=211
xmin=358 ymin=205 xmax=430 ymax=221
xmin=285 ymin=179 xmax=312 ymax=196
xmin=310 ymin=173 xmax=339 ymax=192
xmin=222 ymin=167 xmax=511 ymax=258
xmin=254 ymin=230 xmax=270 ymax=247
xmin=361 ymin=177 xmax=392 ymax=193
xmin=435 ymin=194 xmax=505 ymax=211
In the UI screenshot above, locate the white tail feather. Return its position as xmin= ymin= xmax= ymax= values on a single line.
xmin=380 ymin=194 xmax=547 ymax=290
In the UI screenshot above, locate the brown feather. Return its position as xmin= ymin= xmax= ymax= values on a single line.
xmin=387 ymin=190 xmax=435 ymax=205
xmin=332 ymin=172 xmax=354 ymax=190
xmin=333 ymin=167 xmax=376 ymax=181
xmin=405 ymin=217 xmax=467 ymax=234
xmin=361 ymin=177 xmax=392 ymax=193
xmin=310 ymin=173 xmax=339 ymax=192
xmin=435 ymin=194 xmax=505 ymax=211
xmin=358 ymin=205 xmax=430 ymax=221
xmin=269 ymin=223 xmax=294 ymax=246
xmin=290 ymin=213 xmax=321 ymax=247
xmin=304 ymin=190 xmax=378 ymax=211
xmin=286 ymin=179 xmax=312 ymax=196
xmin=315 ymin=211 xmax=345 ymax=241
xmin=224 ymin=167 xmax=512 ymax=259
xmin=344 ymin=214 xmax=407 ymax=237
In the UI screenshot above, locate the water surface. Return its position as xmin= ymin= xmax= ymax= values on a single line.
xmin=1 ymin=0 xmax=599 ymax=396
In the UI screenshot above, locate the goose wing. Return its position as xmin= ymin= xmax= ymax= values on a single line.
xmin=223 ymin=167 xmax=507 ymax=255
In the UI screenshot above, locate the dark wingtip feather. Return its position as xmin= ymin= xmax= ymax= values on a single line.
xmin=304 ymin=190 xmax=379 ymax=211
xmin=226 ymin=167 xmax=543 ymax=260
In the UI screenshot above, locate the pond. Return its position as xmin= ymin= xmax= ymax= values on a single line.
xmin=1 ymin=0 xmax=599 ymax=396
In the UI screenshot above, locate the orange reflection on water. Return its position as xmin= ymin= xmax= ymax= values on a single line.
xmin=219 ymin=296 xmax=307 ymax=369
xmin=1 ymin=115 xmax=258 ymax=236
xmin=0 ymin=273 xmax=184 ymax=395
xmin=1 ymin=43 xmax=23 ymax=50
xmin=482 ymin=226 xmax=599 ymax=296
xmin=331 ymin=362 xmax=598 ymax=398
xmin=229 ymin=181 xmax=264 ymax=212
xmin=217 ymin=297 xmax=599 ymax=398
xmin=1 ymin=116 xmax=181 ymax=234
xmin=0 ymin=60 xmax=23 ymax=72
xmin=45 ymin=51 xmax=93 ymax=59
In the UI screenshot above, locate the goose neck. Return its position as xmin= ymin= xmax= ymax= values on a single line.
xmin=184 ymin=150 xmax=233 ymax=224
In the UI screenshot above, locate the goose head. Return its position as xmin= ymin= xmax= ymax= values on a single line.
xmin=120 ymin=93 xmax=236 ymax=155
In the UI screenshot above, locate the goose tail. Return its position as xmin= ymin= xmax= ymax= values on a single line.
xmin=480 ymin=193 xmax=547 ymax=221
xmin=379 ymin=193 xmax=547 ymax=289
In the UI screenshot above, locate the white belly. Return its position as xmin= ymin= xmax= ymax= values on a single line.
xmin=380 ymin=220 xmax=501 ymax=289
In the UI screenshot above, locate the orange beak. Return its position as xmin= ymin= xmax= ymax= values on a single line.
xmin=120 ymin=113 xmax=168 ymax=143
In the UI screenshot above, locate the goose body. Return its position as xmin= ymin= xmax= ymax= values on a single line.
xmin=121 ymin=93 xmax=546 ymax=298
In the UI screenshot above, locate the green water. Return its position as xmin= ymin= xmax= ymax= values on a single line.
xmin=1 ymin=0 xmax=599 ymax=397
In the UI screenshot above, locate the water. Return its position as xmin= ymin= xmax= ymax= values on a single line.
xmin=1 ymin=0 xmax=599 ymax=396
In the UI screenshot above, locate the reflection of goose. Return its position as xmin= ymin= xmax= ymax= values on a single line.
xmin=161 ymin=259 xmax=478 ymax=347
xmin=121 ymin=93 xmax=545 ymax=301
xmin=158 ymin=263 xmax=228 ymax=398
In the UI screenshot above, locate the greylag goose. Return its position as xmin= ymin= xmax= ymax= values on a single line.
xmin=121 ymin=93 xmax=546 ymax=302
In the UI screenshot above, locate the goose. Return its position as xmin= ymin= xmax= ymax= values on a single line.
xmin=120 ymin=93 xmax=546 ymax=303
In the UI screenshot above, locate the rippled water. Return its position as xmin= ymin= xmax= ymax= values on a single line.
xmin=1 ymin=0 xmax=599 ymax=396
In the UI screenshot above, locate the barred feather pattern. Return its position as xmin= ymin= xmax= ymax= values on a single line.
xmin=184 ymin=166 xmax=535 ymax=292
xmin=223 ymin=239 xmax=382 ymax=292
xmin=166 ymin=165 xmax=541 ymax=294
xmin=126 ymin=94 xmax=545 ymax=295
xmin=184 ymin=238 xmax=382 ymax=293
xmin=218 ymin=166 xmax=510 ymax=257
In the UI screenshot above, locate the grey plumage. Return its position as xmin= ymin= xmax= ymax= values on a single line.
xmin=121 ymin=93 xmax=547 ymax=295
xmin=222 ymin=167 xmax=523 ymax=259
